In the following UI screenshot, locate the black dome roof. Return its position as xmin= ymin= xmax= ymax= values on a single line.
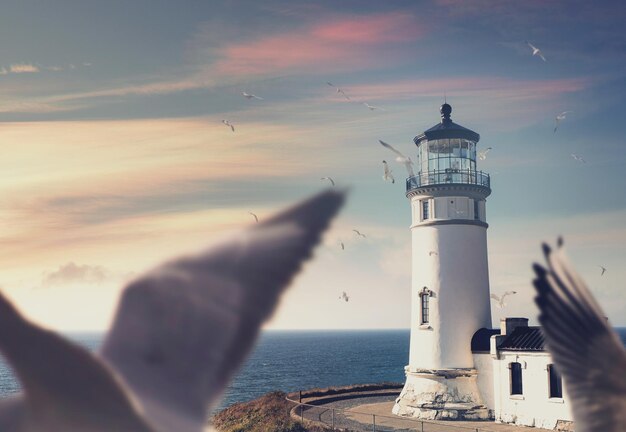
xmin=414 ymin=104 xmax=480 ymax=145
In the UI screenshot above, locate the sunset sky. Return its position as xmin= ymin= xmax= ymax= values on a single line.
xmin=0 ymin=0 xmax=624 ymax=331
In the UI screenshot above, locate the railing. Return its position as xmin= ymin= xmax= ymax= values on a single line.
xmin=287 ymin=394 xmax=491 ymax=432
xmin=406 ymin=170 xmax=490 ymax=192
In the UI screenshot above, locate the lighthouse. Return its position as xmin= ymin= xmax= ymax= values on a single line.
xmin=393 ymin=104 xmax=493 ymax=420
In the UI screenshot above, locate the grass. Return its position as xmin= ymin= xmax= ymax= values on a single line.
xmin=293 ymin=382 xmax=403 ymax=399
xmin=212 ymin=391 xmax=328 ymax=432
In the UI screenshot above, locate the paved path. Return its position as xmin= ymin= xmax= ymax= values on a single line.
xmin=342 ymin=401 xmax=551 ymax=432
xmin=302 ymin=394 xmax=552 ymax=432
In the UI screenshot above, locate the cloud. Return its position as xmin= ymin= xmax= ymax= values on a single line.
xmin=311 ymin=12 xmax=424 ymax=44
xmin=342 ymin=76 xmax=590 ymax=102
xmin=42 ymin=262 xmax=109 ymax=287
xmin=0 ymin=67 xmax=7 ymax=75
xmin=214 ymin=12 xmax=426 ymax=75
xmin=10 ymin=63 xmax=40 ymax=73
xmin=0 ymin=12 xmax=424 ymax=114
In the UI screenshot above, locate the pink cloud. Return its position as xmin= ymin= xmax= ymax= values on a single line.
xmin=215 ymin=12 xmax=425 ymax=75
xmin=312 ymin=12 xmax=424 ymax=44
xmin=342 ymin=76 xmax=591 ymax=102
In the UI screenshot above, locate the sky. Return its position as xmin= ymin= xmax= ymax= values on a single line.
xmin=0 ymin=0 xmax=625 ymax=331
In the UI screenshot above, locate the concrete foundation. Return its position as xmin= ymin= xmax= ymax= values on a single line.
xmin=393 ymin=368 xmax=492 ymax=421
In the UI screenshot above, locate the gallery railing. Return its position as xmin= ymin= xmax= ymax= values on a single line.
xmin=406 ymin=170 xmax=490 ymax=192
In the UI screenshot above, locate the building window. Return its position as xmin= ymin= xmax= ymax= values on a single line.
xmin=510 ymin=362 xmax=523 ymax=395
xmin=419 ymin=287 xmax=430 ymax=325
xmin=548 ymin=364 xmax=563 ymax=398
xmin=422 ymin=200 xmax=430 ymax=220
xmin=474 ymin=200 xmax=480 ymax=220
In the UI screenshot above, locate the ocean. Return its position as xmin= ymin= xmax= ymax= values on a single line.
xmin=0 ymin=328 xmax=625 ymax=411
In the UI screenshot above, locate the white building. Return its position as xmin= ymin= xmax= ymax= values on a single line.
xmin=393 ymin=105 xmax=574 ymax=431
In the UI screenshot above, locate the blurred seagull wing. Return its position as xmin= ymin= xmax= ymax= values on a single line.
xmin=532 ymin=241 xmax=626 ymax=432
xmin=379 ymin=140 xmax=406 ymax=158
xmin=0 ymin=294 xmax=152 ymax=432
xmin=100 ymin=189 xmax=345 ymax=432
xmin=0 ymin=396 xmax=24 ymax=431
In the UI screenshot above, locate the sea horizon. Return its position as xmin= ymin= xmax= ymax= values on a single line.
xmin=1 ymin=328 xmax=625 ymax=412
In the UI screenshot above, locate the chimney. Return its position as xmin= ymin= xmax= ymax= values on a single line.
xmin=500 ymin=317 xmax=528 ymax=336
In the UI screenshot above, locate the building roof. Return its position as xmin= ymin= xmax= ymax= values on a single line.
xmin=498 ymin=326 xmax=545 ymax=351
xmin=471 ymin=328 xmax=500 ymax=352
xmin=414 ymin=104 xmax=480 ymax=145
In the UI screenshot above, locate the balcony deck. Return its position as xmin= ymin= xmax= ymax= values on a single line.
xmin=406 ymin=169 xmax=490 ymax=192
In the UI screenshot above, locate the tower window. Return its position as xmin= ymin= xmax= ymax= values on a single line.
xmin=419 ymin=287 xmax=430 ymax=324
xmin=474 ymin=200 xmax=480 ymax=220
xmin=548 ymin=364 xmax=562 ymax=398
xmin=422 ymin=200 xmax=430 ymax=220
xmin=510 ymin=362 xmax=523 ymax=395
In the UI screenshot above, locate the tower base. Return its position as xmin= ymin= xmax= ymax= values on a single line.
xmin=393 ymin=368 xmax=492 ymax=421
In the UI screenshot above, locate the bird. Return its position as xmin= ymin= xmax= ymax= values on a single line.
xmin=352 ymin=229 xmax=366 ymax=238
xmin=526 ymin=41 xmax=547 ymax=62
xmin=554 ymin=111 xmax=571 ymax=133
xmin=478 ymin=147 xmax=492 ymax=161
xmin=339 ymin=291 xmax=349 ymax=302
xmin=340 ymin=241 xmax=345 ymax=250
xmin=532 ymin=238 xmax=626 ymax=431
xmin=0 ymin=189 xmax=345 ymax=432
xmin=382 ymin=161 xmax=395 ymax=184
xmin=241 ymin=91 xmax=263 ymax=100
xmin=326 ymin=82 xmax=350 ymax=101
xmin=221 ymin=120 xmax=235 ymax=132
xmin=363 ymin=102 xmax=384 ymax=111
xmin=599 ymin=265 xmax=607 ymax=276
xmin=490 ymin=291 xmax=517 ymax=308
xmin=320 ymin=177 xmax=335 ymax=187
xmin=571 ymin=153 xmax=586 ymax=163
xmin=248 ymin=212 xmax=259 ymax=223
xmin=379 ymin=140 xmax=415 ymax=176
xmin=428 ymin=251 xmax=438 ymax=256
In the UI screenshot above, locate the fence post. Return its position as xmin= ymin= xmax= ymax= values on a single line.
xmin=421 ymin=420 xmax=424 ymax=432
xmin=332 ymin=408 xmax=335 ymax=430
xmin=372 ymin=414 xmax=376 ymax=432
xmin=299 ymin=390 xmax=302 ymax=403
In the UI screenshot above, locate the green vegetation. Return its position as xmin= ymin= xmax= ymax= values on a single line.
xmin=212 ymin=391 xmax=327 ymax=432
xmin=296 ymin=382 xmax=402 ymax=399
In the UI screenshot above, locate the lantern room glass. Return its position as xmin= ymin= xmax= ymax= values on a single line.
xmin=417 ymin=138 xmax=476 ymax=174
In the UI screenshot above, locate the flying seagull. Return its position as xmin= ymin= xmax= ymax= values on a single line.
xmin=339 ymin=291 xmax=349 ymax=302
xmin=490 ymin=291 xmax=517 ymax=308
xmin=571 ymin=153 xmax=586 ymax=163
xmin=554 ymin=111 xmax=571 ymax=133
xmin=363 ymin=102 xmax=384 ymax=111
xmin=382 ymin=160 xmax=395 ymax=184
xmin=248 ymin=212 xmax=259 ymax=223
xmin=599 ymin=265 xmax=607 ymax=276
xmin=352 ymin=229 xmax=366 ymax=238
xmin=0 ymin=189 xmax=345 ymax=432
xmin=321 ymin=177 xmax=335 ymax=187
xmin=241 ymin=92 xmax=263 ymax=100
xmin=379 ymin=140 xmax=415 ymax=176
xmin=428 ymin=251 xmax=438 ymax=256
xmin=221 ymin=119 xmax=235 ymax=132
xmin=326 ymin=82 xmax=350 ymax=101
xmin=532 ymin=238 xmax=626 ymax=431
xmin=526 ymin=41 xmax=547 ymax=62
xmin=478 ymin=147 xmax=492 ymax=161
xmin=340 ymin=241 xmax=345 ymax=250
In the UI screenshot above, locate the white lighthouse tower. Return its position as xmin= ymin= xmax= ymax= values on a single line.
xmin=393 ymin=104 xmax=493 ymax=420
